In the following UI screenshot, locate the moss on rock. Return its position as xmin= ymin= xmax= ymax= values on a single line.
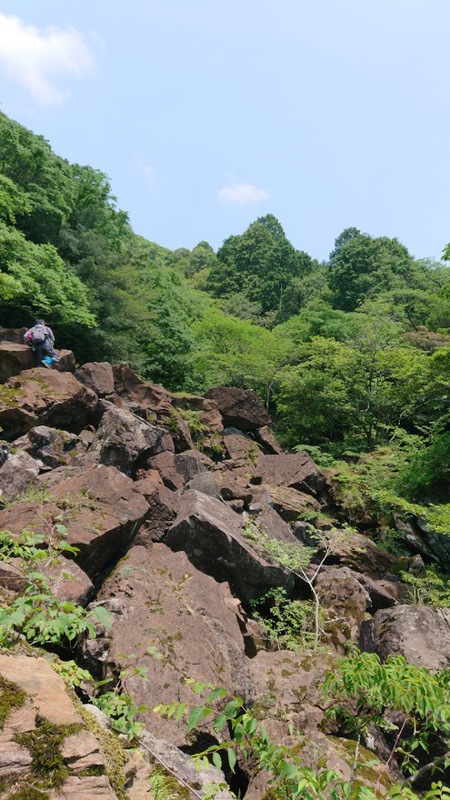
xmin=0 ymin=675 xmax=26 ymax=730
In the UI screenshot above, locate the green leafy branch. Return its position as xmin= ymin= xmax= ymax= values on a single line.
xmin=244 ymin=520 xmax=350 ymax=648
xmin=323 ymin=649 xmax=450 ymax=784
xmin=0 ymin=527 xmax=110 ymax=649
xmin=154 ymin=679 xmax=450 ymax=800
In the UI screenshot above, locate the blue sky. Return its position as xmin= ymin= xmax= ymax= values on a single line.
xmin=1 ymin=0 xmax=449 ymax=262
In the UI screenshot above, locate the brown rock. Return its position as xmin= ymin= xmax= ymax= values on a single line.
xmin=89 ymin=404 xmax=167 ymax=475
xmin=0 ymin=465 xmax=149 ymax=579
xmin=0 ymin=342 xmax=35 ymax=383
xmin=204 ymin=386 xmax=271 ymax=431
xmin=43 ymin=557 xmax=94 ymax=605
xmin=112 ymin=364 xmax=172 ymax=415
xmin=0 ymin=738 xmax=33 ymax=778
xmin=52 ymin=349 xmax=77 ymax=374
xmin=183 ymin=472 xmax=222 ymax=500
xmin=124 ymin=752 xmax=153 ymax=800
xmin=314 ymin=566 xmax=371 ymax=651
xmin=49 ymin=776 xmax=117 ymax=800
xmin=12 ymin=425 xmax=86 ymax=470
xmin=0 ymin=450 xmax=40 ymax=503
xmin=165 ymin=490 xmax=295 ymax=605
xmin=395 ymin=514 xmax=450 ymax=571
xmin=83 ymin=544 xmax=251 ymax=745
xmin=75 ymin=362 xmax=115 ymax=396
xmin=0 ymin=561 xmax=27 ymax=594
xmin=171 ymin=393 xmax=223 ymax=433
xmin=170 ymin=393 xmax=224 ymax=455
xmin=298 ymin=527 xmax=398 ymax=579
xmin=133 ymin=477 xmax=179 ymax=544
xmin=223 ymin=428 xmax=262 ymax=464
xmin=0 ymin=654 xmax=83 ymax=726
xmin=136 ymin=730 xmax=234 ymax=800
xmin=251 ymin=451 xmax=331 ymax=503
xmin=148 ymin=450 xmax=208 ymax=491
xmin=0 ymin=369 xmax=98 ymax=441
xmin=265 ymin=484 xmax=321 ymax=522
xmin=253 ymin=425 xmax=283 ymax=454
xmin=255 ymin=506 xmax=298 ymax=544
xmin=356 ymin=573 xmax=405 ymax=609
xmin=0 ymin=327 xmax=27 ymax=344
xmin=61 ymin=731 xmax=105 ymax=771
xmin=245 ymin=649 xmax=390 ymax=799
xmin=218 ymin=477 xmax=253 ymax=505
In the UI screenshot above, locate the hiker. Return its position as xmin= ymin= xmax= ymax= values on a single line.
xmin=23 ymin=320 xmax=59 ymax=368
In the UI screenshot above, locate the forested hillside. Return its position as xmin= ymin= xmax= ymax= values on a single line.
xmin=2 ymin=109 xmax=450 ymax=516
xmin=5 ymin=110 xmax=450 ymax=800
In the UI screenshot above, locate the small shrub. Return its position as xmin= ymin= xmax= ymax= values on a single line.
xmin=251 ymin=588 xmax=317 ymax=651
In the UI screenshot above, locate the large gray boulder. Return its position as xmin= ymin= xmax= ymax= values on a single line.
xmin=360 ymin=605 xmax=450 ymax=669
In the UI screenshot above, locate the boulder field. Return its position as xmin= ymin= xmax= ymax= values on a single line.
xmin=0 ymin=336 xmax=448 ymax=799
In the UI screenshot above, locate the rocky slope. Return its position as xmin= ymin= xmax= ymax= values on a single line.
xmin=0 ymin=334 xmax=449 ymax=799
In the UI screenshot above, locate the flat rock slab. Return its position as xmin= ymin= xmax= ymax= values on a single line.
xmin=0 ymin=369 xmax=98 ymax=441
xmin=0 ymin=465 xmax=149 ymax=579
xmin=0 ymin=654 xmax=83 ymax=726
xmin=49 ymin=776 xmax=117 ymax=800
xmin=251 ymin=451 xmax=331 ymax=503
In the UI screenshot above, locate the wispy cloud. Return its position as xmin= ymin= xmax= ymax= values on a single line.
xmin=0 ymin=13 xmax=94 ymax=106
xmin=218 ymin=176 xmax=269 ymax=204
xmin=138 ymin=160 xmax=156 ymax=189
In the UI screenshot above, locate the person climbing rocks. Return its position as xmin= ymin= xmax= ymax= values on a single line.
xmin=23 ymin=320 xmax=60 ymax=368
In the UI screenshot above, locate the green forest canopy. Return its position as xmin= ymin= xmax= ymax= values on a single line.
xmin=2 ymin=109 xmax=450 ymax=500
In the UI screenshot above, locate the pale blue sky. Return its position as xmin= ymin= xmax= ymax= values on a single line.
xmin=0 ymin=0 xmax=449 ymax=262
